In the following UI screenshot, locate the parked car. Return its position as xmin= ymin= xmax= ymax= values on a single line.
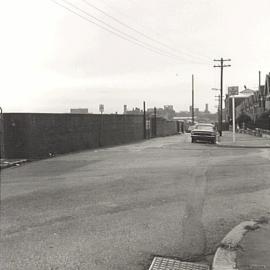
xmin=191 ymin=123 xmax=217 ymax=144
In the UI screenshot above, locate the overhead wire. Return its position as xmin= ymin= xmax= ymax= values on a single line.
xmin=80 ymin=0 xmax=211 ymax=63
xmin=51 ymin=0 xmax=188 ymax=64
xmin=55 ymin=0 xmax=207 ymax=64
xmin=51 ymin=0 xmax=209 ymax=65
xmin=96 ymin=0 xmax=212 ymax=62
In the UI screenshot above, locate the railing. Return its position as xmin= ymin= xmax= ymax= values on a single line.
xmin=238 ymin=127 xmax=270 ymax=137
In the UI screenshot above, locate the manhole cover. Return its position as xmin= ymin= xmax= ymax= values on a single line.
xmin=149 ymin=257 xmax=209 ymax=270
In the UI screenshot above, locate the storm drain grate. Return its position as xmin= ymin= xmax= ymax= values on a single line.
xmin=149 ymin=257 xmax=209 ymax=270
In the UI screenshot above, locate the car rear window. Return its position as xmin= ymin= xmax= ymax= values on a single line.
xmin=195 ymin=125 xmax=214 ymax=131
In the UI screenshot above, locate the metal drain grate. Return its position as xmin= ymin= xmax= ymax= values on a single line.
xmin=149 ymin=257 xmax=209 ymax=270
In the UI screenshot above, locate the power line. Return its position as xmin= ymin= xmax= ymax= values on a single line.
xmin=51 ymin=0 xmax=208 ymax=65
xmin=80 ymin=0 xmax=210 ymax=63
xmin=104 ymin=0 xmax=212 ymax=62
xmin=51 ymin=0 xmax=187 ymax=63
xmin=60 ymin=0 xmax=207 ymax=64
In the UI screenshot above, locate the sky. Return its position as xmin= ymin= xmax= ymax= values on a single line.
xmin=1 ymin=0 xmax=270 ymax=114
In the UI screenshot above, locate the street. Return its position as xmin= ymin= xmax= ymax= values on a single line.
xmin=1 ymin=134 xmax=270 ymax=270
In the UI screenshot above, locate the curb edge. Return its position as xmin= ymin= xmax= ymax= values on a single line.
xmin=0 ymin=159 xmax=28 ymax=170
xmin=216 ymin=142 xmax=270 ymax=149
xmin=212 ymin=220 xmax=259 ymax=270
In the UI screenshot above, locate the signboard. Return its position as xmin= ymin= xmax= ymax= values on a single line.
xmin=228 ymin=86 xmax=239 ymax=96
xmin=99 ymin=104 xmax=104 ymax=114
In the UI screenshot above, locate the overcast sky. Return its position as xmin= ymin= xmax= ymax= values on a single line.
xmin=1 ymin=0 xmax=270 ymax=114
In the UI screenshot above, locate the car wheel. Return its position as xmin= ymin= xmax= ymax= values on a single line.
xmin=191 ymin=138 xmax=195 ymax=143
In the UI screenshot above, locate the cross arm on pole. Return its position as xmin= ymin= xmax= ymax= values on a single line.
xmin=214 ymin=59 xmax=231 ymax=62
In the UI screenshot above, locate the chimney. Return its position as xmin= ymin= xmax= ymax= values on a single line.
xmin=205 ymin=104 xmax=209 ymax=113
xmin=123 ymin=105 xmax=127 ymax=114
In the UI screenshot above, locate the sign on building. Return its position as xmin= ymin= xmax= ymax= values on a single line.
xmin=99 ymin=104 xmax=104 ymax=114
xmin=228 ymin=86 xmax=239 ymax=96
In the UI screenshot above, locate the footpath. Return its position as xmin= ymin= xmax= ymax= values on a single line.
xmin=213 ymin=132 xmax=270 ymax=269
xmin=212 ymin=218 xmax=270 ymax=270
xmin=217 ymin=131 xmax=270 ymax=148
xmin=237 ymin=221 xmax=270 ymax=270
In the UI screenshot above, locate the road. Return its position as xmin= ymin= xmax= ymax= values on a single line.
xmin=1 ymin=134 xmax=270 ymax=270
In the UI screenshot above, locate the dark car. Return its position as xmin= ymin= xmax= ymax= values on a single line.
xmin=191 ymin=123 xmax=217 ymax=144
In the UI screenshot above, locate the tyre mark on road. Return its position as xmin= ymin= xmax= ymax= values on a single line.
xmin=181 ymin=150 xmax=211 ymax=258
xmin=3 ymin=215 xmax=75 ymax=236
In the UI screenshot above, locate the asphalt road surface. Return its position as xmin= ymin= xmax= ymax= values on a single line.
xmin=1 ymin=134 xmax=270 ymax=270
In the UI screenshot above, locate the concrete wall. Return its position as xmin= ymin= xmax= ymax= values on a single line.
xmin=3 ymin=113 xmax=144 ymax=159
xmin=156 ymin=117 xmax=178 ymax=137
xmin=3 ymin=113 xmax=178 ymax=159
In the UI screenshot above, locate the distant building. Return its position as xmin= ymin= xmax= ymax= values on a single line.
xmin=175 ymin=108 xmax=217 ymax=123
xmin=146 ymin=105 xmax=175 ymax=120
xmin=70 ymin=108 xmax=88 ymax=114
xmin=204 ymin=104 xmax=209 ymax=113
xmin=162 ymin=105 xmax=175 ymax=120
xmin=189 ymin=106 xmax=200 ymax=115
xmin=164 ymin=105 xmax=174 ymax=111
xmin=125 ymin=107 xmax=143 ymax=115
xmin=225 ymin=85 xmax=256 ymax=122
xmin=241 ymin=86 xmax=256 ymax=96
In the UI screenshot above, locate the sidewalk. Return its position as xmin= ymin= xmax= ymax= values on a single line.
xmin=217 ymin=131 xmax=270 ymax=148
xmin=237 ymin=222 xmax=270 ymax=270
xmin=212 ymin=218 xmax=270 ymax=270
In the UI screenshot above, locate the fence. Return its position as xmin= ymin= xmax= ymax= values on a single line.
xmin=238 ymin=127 xmax=270 ymax=138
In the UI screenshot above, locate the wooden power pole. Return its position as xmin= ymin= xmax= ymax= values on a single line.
xmin=192 ymin=74 xmax=194 ymax=124
xmin=214 ymin=58 xmax=231 ymax=136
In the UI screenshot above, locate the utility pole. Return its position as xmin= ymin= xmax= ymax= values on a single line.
xmin=214 ymin=58 xmax=231 ymax=136
xmin=258 ymin=70 xmax=264 ymax=111
xmin=214 ymin=94 xmax=221 ymax=123
xmin=143 ymin=101 xmax=146 ymax=139
xmin=154 ymin=107 xmax=157 ymax=137
xmin=259 ymin=70 xmax=261 ymax=91
xmin=0 ymin=107 xmax=4 ymax=161
xmin=212 ymin=88 xmax=220 ymax=126
xmin=0 ymin=107 xmax=3 ymax=236
xmin=192 ymin=74 xmax=194 ymax=124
